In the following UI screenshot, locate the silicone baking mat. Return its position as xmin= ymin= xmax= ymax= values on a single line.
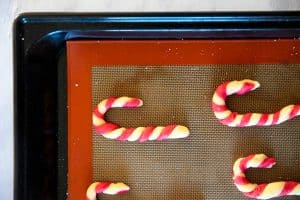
xmin=91 ymin=65 xmax=300 ymax=200
xmin=67 ymin=40 xmax=300 ymax=200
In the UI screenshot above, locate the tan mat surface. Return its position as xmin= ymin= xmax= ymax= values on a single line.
xmin=92 ymin=65 xmax=300 ymax=200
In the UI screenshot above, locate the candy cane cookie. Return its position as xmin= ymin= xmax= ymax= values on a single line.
xmin=233 ymin=154 xmax=300 ymax=199
xmin=86 ymin=182 xmax=130 ymax=200
xmin=93 ymin=96 xmax=190 ymax=142
xmin=212 ymin=79 xmax=300 ymax=127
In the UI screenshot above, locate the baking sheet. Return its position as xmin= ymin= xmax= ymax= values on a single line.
xmin=92 ymin=65 xmax=300 ymax=200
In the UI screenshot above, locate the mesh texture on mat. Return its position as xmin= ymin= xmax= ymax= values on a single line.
xmin=92 ymin=65 xmax=300 ymax=200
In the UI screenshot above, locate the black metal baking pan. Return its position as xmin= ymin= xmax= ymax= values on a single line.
xmin=14 ymin=12 xmax=300 ymax=200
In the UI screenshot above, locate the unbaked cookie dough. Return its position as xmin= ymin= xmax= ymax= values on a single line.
xmin=233 ymin=154 xmax=300 ymax=199
xmin=86 ymin=182 xmax=130 ymax=200
xmin=93 ymin=96 xmax=190 ymax=142
xmin=212 ymin=79 xmax=300 ymax=127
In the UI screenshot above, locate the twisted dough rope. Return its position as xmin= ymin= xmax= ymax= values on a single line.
xmin=233 ymin=154 xmax=300 ymax=199
xmin=212 ymin=79 xmax=300 ymax=127
xmin=93 ymin=96 xmax=190 ymax=142
xmin=86 ymin=182 xmax=130 ymax=200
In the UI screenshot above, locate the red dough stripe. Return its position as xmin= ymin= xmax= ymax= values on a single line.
xmin=244 ymin=184 xmax=268 ymax=198
xmin=95 ymin=182 xmax=111 ymax=193
xmin=234 ymin=176 xmax=250 ymax=185
xmin=215 ymin=81 xmax=229 ymax=99
xmin=94 ymin=107 xmax=104 ymax=118
xmin=289 ymin=105 xmax=300 ymax=119
xmin=105 ymin=97 xmax=117 ymax=110
xmin=236 ymin=82 xmax=255 ymax=95
xmin=124 ymin=98 xmax=141 ymax=107
xmin=271 ymin=111 xmax=280 ymax=125
xmin=239 ymin=113 xmax=252 ymax=127
xmin=257 ymin=114 xmax=268 ymax=126
xmin=211 ymin=102 xmax=227 ymax=112
xmin=117 ymin=128 xmax=135 ymax=141
xmin=239 ymin=154 xmax=255 ymax=172
xmin=138 ymin=126 xmax=155 ymax=142
xmin=279 ymin=181 xmax=299 ymax=196
xmin=87 ymin=182 xmax=130 ymax=200
xmin=220 ymin=112 xmax=237 ymax=125
xmin=258 ymin=157 xmax=276 ymax=168
xmin=95 ymin=123 xmax=119 ymax=134
xmin=157 ymin=125 xmax=176 ymax=140
xmin=117 ymin=189 xmax=130 ymax=194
